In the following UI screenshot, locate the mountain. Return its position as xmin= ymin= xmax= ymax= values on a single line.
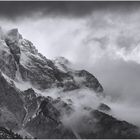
xmin=0 ymin=27 xmax=140 ymax=139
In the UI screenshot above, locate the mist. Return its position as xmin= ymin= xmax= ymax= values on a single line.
xmin=0 ymin=2 xmax=140 ymax=128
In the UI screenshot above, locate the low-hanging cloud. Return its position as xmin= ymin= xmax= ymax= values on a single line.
xmin=0 ymin=1 xmax=140 ymax=128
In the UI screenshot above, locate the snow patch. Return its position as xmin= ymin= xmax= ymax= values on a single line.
xmin=14 ymin=80 xmax=33 ymax=91
xmin=1 ymin=72 xmax=12 ymax=84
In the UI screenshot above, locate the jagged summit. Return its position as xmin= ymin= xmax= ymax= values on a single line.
xmin=0 ymin=27 xmax=103 ymax=92
xmin=0 ymin=27 xmax=22 ymax=42
xmin=7 ymin=28 xmax=18 ymax=35
xmin=6 ymin=28 xmax=21 ymax=40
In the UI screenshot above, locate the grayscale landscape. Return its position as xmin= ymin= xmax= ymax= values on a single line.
xmin=0 ymin=1 xmax=140 ymax=139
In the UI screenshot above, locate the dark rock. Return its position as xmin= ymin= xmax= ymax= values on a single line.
xmin=38 ymin=98 xmax=60 ymax=123
xmin=0 ymin=44 xmax=17 ymax=79
xmin=0 ymin=127 xmax=22 ymax=139
xmin=5 ymin=29 xmax=21 ymax=64
xmin=22 ymin=88 xmax=38 ymax=124
xmin=25 ymin=97 xmax=76 ymax=139
xmin=19 ymin=61 xmax=55 ymax=90
xmin=77 ymin=110 xmax=140 ymax=139
xmin=25 ymin=113 xmax=76 ymax=139
xmin=0 ymin=72 xmax=26 ymax=127
xmin=63 ymin=81 xmax=79 ymax=91
xmin=83 ymin=106 xmax=93 ymax=111
xmin=53 ymin=97 xmax=74 ymax=116
xmin=98 ymin=103 xmax=111 ymax=112
xmin=74 ymin=70 xmax=103 ymax=92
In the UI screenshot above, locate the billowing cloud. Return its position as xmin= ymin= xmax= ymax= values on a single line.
xmin=0 ymin=1 xmax=140 ymax=127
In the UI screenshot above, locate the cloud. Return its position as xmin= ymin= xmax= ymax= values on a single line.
xmin=1 ymin=6 xmax=140 ymax=101
xmin=0 ymin=1 xmax=140 ymax=20
xmin=1 ymin=1 xmax=140 ymax=127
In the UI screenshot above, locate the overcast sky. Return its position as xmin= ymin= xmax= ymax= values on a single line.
xmin=1 ymin=1 xmax=140 ymax=107
xmin=0 ymin=1 xmax=139 ymax=18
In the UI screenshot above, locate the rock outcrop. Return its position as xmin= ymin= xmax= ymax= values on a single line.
xmin=0 ymin=127 xmax=22 ymax=139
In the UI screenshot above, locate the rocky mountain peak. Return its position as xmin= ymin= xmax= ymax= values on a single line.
xmin=0 ymin=27 xmax=22 ymax=43
xmin=6 ymin=28 xmax=21 ymax=41
xmin=0 ymin=27 xmax=139 ymax=139
xmin=6 ymin=28 xmax=22 ymax=42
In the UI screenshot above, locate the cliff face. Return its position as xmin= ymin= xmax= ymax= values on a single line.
xmin=0 ymin=27 xmax=139 ymax=139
